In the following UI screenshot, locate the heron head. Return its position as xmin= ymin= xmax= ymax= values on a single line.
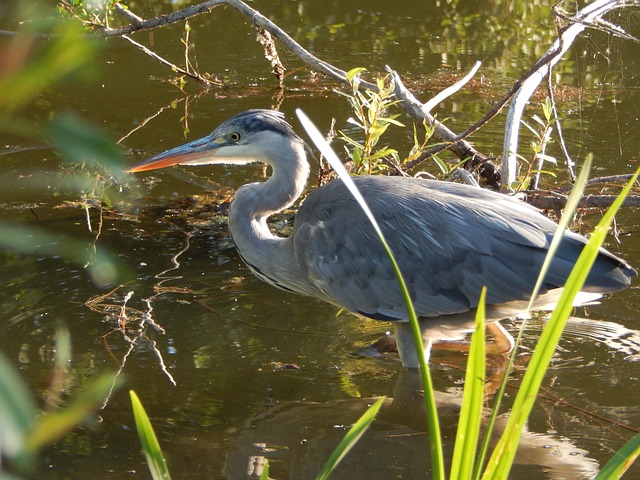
xmin=127 ymin=109 xmax=304 ymax=173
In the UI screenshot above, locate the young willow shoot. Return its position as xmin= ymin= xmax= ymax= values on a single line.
xmin=296 ymin=109 xmax=446 ymax=480
xmin=335 ymin=68 xmax=403 ymax=174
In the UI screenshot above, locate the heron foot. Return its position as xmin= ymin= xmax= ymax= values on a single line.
xmin=355 ymin=321 xmax=515 ymax=365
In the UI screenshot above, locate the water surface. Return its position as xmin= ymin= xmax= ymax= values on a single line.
xmin=1 ymin=1 xmax=639 ymax=478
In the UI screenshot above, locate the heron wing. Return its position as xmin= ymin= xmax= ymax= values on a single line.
xmin=292 ymin=176 xmax=631 ymax=321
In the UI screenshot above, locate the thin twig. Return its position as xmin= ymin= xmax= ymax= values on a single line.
xmin=556 ymin=174 xmax=640 ymax=193
xmin=546 ymin=69 xmax=576 ymax=182
xmin=121 ymin=34 xmax=214 ymax=85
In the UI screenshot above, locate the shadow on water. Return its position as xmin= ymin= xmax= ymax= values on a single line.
xmin=225 ymin=368 xmax=601 ymax=479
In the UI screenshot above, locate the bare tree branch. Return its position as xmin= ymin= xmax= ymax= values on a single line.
xmin=386 ymin=67 xmax=502 ymax=186
xmin=502 ymin=0 xmax=637 ymax=187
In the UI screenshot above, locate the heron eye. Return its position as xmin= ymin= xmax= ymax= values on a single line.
xmin=229 ymin=132 xmax=241 ymax=142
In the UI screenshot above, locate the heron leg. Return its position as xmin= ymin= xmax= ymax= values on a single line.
xmin=392 ymin=322 xmax=433 ymax=369
xmin=356 ymin=321 xmax=514 ymax=367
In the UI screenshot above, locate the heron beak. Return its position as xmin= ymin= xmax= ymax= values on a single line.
xmin=126 ymin=135 xmax=228 ymax=173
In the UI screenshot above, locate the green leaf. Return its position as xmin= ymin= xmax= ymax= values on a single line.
xmin=259 ymin=458 xmax=270 ymax=480
xmin=0 ymin=13 xmax=96 ymax=112
xmin=450 ymin=288 xmax=486 ymax=480
xmin=316 ymin=397 xmax=385 ymax=480
xmin=47 ymin=112 xmax=125 ymax=179
xmin=297 ymin=109 xmax=446 ymax=480
xmin=521 ymin=120 xmax=542 ymax=138
xmin=432 ymin=156 xmax=449 ymax=175
xmin=542 ymin=97 xmax=553 ymax=121
xmin=346 ymin=67 xmax=367 ymax=83
xmin=534 ymin=153 xmax=557 ymax=164
xmin=596 ymin=433 xmax=640 ymax=479
xmin=27 ymin=372 xmax=120 ymax=452
xmin=130 ymin=390 xmax=172 ymax=480
xmin=378 ymin=116 xmax=405 ymax=127
xmin=483 ymin=163 xmax=640 ymax=480
xmin=0 ymin=222 xmax=125 ymax=289
xmin=0 ymin=352 xmax=37 ymax=469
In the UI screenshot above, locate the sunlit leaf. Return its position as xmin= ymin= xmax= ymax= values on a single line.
xmin=432 ymin=156 xmax=449 ymax=175
xmin=259 ymin=458 xmax=270 ymax=480
xmin=450 ymin=288 xmax=486 ymax=480
xmin=484 ymin=164 xmax=640 ymax=479
xmin=378 ymin=116 xmax=405 ymax=127
xmin=297 ymin=109 xmax=445 ymax=480
xmin=534 ymin=153 xmax=557 ymax=164
xmin=130 ymin=390 xmax=172 ymax=480
xmin=346 ymin=67 xmax=367 ymax=83
xmin=596 ymin=433 xmax=640 ymax=479
xmin=27 ymin=373 xmax=120 ymax=451
xmin=542 ymin=97 xmax=553 ymax=121
xmin=0 ymin=352 xmax=37 ymax=469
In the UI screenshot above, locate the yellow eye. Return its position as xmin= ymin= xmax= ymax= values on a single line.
xmin=229 ymin=132 xmax=241 ymax=142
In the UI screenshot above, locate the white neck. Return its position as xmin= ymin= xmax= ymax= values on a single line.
xmin=228 ymin=138 xmax=311 ymax=293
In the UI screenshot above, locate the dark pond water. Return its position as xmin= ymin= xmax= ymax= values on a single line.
xmin=1 ymin=1 xmax=640 ymax=479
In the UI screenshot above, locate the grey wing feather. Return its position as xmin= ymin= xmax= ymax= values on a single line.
xmin=292 ymin=176 xmax=634 ymax=321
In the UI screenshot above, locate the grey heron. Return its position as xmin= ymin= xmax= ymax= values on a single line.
xmin=128 ymin=109 xmax=636 ymax=368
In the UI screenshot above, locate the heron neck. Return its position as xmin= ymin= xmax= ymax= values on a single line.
xmin=227 ymin=142 xmax=310 ymax=291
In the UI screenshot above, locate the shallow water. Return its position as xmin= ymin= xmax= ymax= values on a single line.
xmin=1 ymin=1 xmax=640 ymax=478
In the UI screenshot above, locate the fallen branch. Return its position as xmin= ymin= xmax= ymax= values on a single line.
xmin=8 ymin=0 xmax=501 ymax=182
xmin=555 ymin=174 xmax=640 ymax=193
xmin=386 ymin=67 xmax=502 ymax=186
xmin=6 ymin=0 xmax=639 ymax=193
xmin=529 ymin=194 xmax=640 ymax=210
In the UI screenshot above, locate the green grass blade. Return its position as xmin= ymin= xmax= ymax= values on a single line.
xmin=259 ymin=458 xmax=270 ymax=480
xmin=450 ymin=288 xmax=486 ymax=480
xmin=130 ymin=390 xmax=172 ymax=480
xmin=0 ymin=352 xmax=37 ymax=470
xmin=475 ymin=155 xmax=595 ymax=479
xmin=316 ymin=397 xmax=385 ymax=480
xmin=483 ymin=167 xmax=640 ymax=480
xmin=297 ymin=109 xmax=446 ymax=480
xmin=596 ymin=433 xmax=640 ymax=479
xmin=526 ymin=154 xmax=593 ymax=311
xmin=27 ymin=372 xmax=120 ymax=452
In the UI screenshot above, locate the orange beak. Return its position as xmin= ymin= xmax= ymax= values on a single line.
xmin=127 ymin=134 xmax=227 ymax=173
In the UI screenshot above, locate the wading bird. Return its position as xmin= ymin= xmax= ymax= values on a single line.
xmin=128 ymin=109 xmax=635 ymax=367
